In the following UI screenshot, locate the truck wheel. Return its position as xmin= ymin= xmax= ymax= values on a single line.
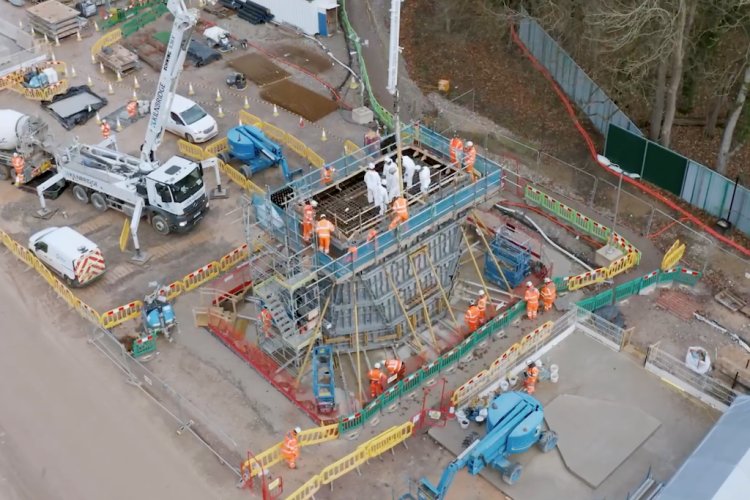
xmin=90 ymin=193 xmax=108 ymax=212
xmin=151 ymin=215 xmax=170 ymax=235
xmin=537 ymin=430 xmax=558 ymax=453
xmin=502 ymin=462 xmax=523 ymax=485
xmin=72 ymin=185 xmax=89 ymax=204
xmin=0 ymin=165 xmax=10 ymax=181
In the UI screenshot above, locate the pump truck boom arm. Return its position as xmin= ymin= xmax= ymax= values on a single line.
xmin=140 ymin=0 xmax=197 ymax=171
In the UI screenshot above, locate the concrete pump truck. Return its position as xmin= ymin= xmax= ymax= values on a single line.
xmin=35 ymin=0 xmax=223 ymax=261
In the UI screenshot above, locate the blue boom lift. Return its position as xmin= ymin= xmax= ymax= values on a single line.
xmin=222 ymin=125 xmax=302 ymax=181
xmin=400 ymin=392 xmax=558 ymax=500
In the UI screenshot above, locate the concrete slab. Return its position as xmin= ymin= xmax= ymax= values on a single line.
xmin=544 ymin=394 xmax=661 ymax=487
xmin=428 ymin=332 xmax=717 ymax=500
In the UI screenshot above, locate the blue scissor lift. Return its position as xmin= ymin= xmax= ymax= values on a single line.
xmin=312 ymin=345 xmax=336 ymax=414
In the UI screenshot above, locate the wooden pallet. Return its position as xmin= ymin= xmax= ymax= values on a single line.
xmin=96 ymin=43 xmax=139 ymax=74
xmin=715 ymin=289 xmax=746 ymax=312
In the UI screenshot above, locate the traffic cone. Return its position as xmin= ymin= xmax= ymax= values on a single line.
xmin=99 ymin=62 xmax=105 ymax=74
xmin=132 ymin=88 xmax=138 ymax=100
xmin=116 ymin=117 xmax=123 ymax=131
xmin=71 ymin=66 xmax=77 ymax=77
xmin=188 ymin=82 xmax=195 ymax=95
xmin=133 ymin=76 xmax=139 ymax=89
xmin=243 ymin=96 xmax=249 ymax=109
xmin=55 ymin=36 xmax=60 ymax=47
xmin=43 ymin=34 xmax=49 ymax=44
xmin=77 ymin=31 xmax=82 ymax=42
xmin=18 ymin=21 xmax=22 ymax=30
xmin=117 ymin=70 xmax=122 ymax=82
xmin=273 ymin=105 xmax=279 ymax=117
xmin=215 ymin=89 xmax=222 ymax=102
xmin=87 ymin=75 xmax=93 ymax=87
xmin=299 ymin=117 xmax=304 ymax=128
xmin=108 ymin=82 xmax=114 ymax=95
xmin=95 ymin=111 xmax=101 ymax=124
xmin=51 ymin=52 xmax=56 ymax=63
xmin=94 ymin=21 xmax=100 ymax=32
xmin=239 ymin=118 xmax=243 ymax=127
xmin=30 ymin=26 xmax=35 ymax=36
xmin=91 ymin=53 xmax=96 ymax=64
xmin=217 ymin=106 xmax=224 ymax=118
xmin=321 ymin=129 xmax=327 ymax=142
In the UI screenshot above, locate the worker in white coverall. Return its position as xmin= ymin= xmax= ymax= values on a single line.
xmin=386 ymin=165 xmax=400 ymax=203
xmin=364 ymin=162 xmax=380 ymax=203
xmin=419 ymin=165 xmax=431 ymax=198
xmin=373 ymin=178 xmax=389 ymax=216
xmin=402 ymin=155 xmax=419 ymax=190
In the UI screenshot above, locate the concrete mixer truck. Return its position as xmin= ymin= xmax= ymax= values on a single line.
xmin=0 ymin=109 xmax=65 ymax=197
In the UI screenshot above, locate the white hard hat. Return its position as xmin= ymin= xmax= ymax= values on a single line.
xmin=13 ymin=152 xmax=18 ymax=157
xmin=466 ymin=141 xmax=473 ymax=148
xmin=469 ymin=300 xmax=476 ymax=306
xmin=381 ymin=178 xmax=387 ymax=185
xmin=310 ymin=200 xmax=318 ymax=207
xmin=544 ymin=277 xmax=551 ymax=283
xmin=375 ymin=362 xmax=381 ymax=369
xmin=320 ymin=214 xmax=326 ymax=218
xmin=381 ymin=359 xmax=386 ymax=366
xmin=294 ymin=427 xmax=302 ymax=434
xmin=527 ymin=358 xmax=534 ymax=366
xmin=526 ymin=281 xmax=532 ymax=287
xmin=479 ymin=290 xmax=485 ymax=296
xmin=368 ymin=162 xmax=375 ymax=170
xmin=101 ymin=118 xmax=107 ymax=123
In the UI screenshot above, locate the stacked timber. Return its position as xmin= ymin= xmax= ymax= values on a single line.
xmin=27 ymin=1 xmax=84 ymax=40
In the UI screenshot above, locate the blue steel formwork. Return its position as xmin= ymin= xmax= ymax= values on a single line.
xmin=246 ymin=125 xmax=507 ymax=370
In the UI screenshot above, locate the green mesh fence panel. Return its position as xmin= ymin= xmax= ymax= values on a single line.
xmin=643 ymin=142 xmax=687 ymax=196
xmin=605 ymin=124 xmax=647 ymax=177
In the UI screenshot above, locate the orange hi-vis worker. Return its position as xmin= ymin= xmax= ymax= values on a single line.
xmin=389 ymin=197 xmax=408 ymax=230
xmin=316 ymin=214 xmax=334 ymax=254
xmin=366 ymin=229 xmax=378 ymax=242
xmin=541 ymin=277 xmax=557 ymax=313
xmin=382 ymin=358 xmax=406 ymax=382
xmin=449 ymin=135 xmax=463 ymax=165
xmin=322 ymin=165 xmax=335 ymax=184
xmin=477 ymin=290 xmax=488 ymax=325
xmin=126 ymin=101 xmax=138 ymax=118
xmin=100 ymin=119 xmax=111 ymax=139
xmin=463 ymin=141 xmax=477 ymax=182
xmin=346 ymin=245 xmax=357 ymax=262
xmin=524 ymin=281 xmax=540 ymax=320
xmin=281 ymin=427 xmax=301 ymax=469
xmin=302 ymin=200 xmax=317 ymax=242
xmin=523 ymin=359 xmax=539 ymax=395
xmin=465 ymin=299 xmax=480 ymax=334
xmin=368 ymin=363 xmax=386 ymax=398
xmin=258 ymin=307 xmax=273 ymax=338
xmin=11 ymin=153 xmax=24 ymax=184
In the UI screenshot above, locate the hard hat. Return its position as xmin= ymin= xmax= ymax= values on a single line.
xmin=469 ymin=299 xmax=476 ymax=306
xmin=526 ymin=281 xmax=532 ymax=287
xmin=526 ymin=358 xmax=534 ymax=366
xmin=375 ymin=362 xmax=381 ymax=369
xmin=479 ymin=290 xmax=485 ymax=296
xmin=101 ymin=118 xmax=107 ymax=123
xmin=466 ymin=141 xmax=473 ymax=148
xmin=325 ymin=165 xmax=331 ymax=170
xmin=320 ymin=214 xmax=326 ymax=218
xmin=294 ymin=427 xmax=302 ymax=434
xmin=13 ymin=152 xmax=18 ymax=157
xmin=310 ymin=200 xmax=318 ymax=207
xmin=544 ymin=277 xmax=551 ymax=283
xmin=368 ymin=162 xmax=375 ymax=170
xmin=381 ymin=360 xmax=387 ymax=366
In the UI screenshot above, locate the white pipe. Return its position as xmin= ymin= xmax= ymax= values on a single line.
xmin=495 ymin=204 xmax=594 ymax=272
xmin=694 ymin=313 xmax=750 ymax=353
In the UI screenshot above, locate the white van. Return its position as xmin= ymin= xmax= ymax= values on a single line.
xmin=29 ymin=227 xmax=106 ymax=287
xmin=165 ymin=94 xmax=218 ymax=144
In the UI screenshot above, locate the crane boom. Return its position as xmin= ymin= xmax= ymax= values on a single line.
xmin=140 ymin=0 xmax=198 ymax=171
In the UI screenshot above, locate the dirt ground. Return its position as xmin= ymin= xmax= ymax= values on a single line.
xmin=229 ymin=52 xmax=290 ymax=87
xmin=260 ymin=79 xmax=340 ymax=122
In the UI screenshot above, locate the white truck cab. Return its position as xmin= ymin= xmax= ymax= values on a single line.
xmin=29 ymin=226 xmax=106 ymax=287
xmin=165 ymin=95 xmax=218 ymax=144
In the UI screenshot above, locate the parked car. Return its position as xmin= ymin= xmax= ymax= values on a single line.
xmin=165 ymin=95 xmax=218 ymax=144
xmin=29 ymin=226 xmax=106 ymax=287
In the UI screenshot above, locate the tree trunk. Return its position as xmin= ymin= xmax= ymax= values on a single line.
xmin=705 ymin=95 xmax=725 ymax=136
xmin=660 ymin=0 xmax=697 ymax=148
xmin=716 ymin=63 xmax=750 ymax=174
xmin=649 ymin=61 xmax=667 ymax=141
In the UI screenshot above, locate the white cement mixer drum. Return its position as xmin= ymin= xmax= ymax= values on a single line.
xmin=0 ymin=110 xmax=29 ymax=151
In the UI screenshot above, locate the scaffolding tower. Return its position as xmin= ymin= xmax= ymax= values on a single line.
xmin=242 ymin=125 xmax=506 ymax=376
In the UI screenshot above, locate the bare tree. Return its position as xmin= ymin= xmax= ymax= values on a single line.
xmin=716 ymin=51 xmax=750 ymax=173
xmin=649 ymin=61 xmax=668 ymax=141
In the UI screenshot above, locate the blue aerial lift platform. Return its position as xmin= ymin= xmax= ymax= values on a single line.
xmin=222 ymin=125 xmax=303 ymax=182
xmin=312 ymin=345 xmax=336 ymax=414
xmin=398 ymin=392 xmax=558 ymax=500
